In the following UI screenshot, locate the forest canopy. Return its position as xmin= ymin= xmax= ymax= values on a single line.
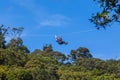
xmin=0 ymin=25 xmax=120 ymax=80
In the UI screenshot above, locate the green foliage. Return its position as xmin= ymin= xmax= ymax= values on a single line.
xmin=1 ymin=45 xmax=120 ymax=80
xmin=7 ymin=38 xmax=30 ymax=53
xmin=25 ymin=53 xmax=58 ymax=68
xmin=0 ymin=65 xmax=7 ymax=80
xmin=31 ymin=66 xmax=58 ymax=80
xmin=90 ymin=0 xmax=120 ymax=29
xmin=6 ymin=68 xmax=32 ymax=80
xmin=0 ymin=26 xmax=120 ymax=80
xmin=32 ymin=45 xmax=66 ymax=63
xmin=0 ymin=48 xmax=28 ymax=66
xmin=0 ymin=25 xmax=8 ymax=49
xmin=43 ymin=44 xmax=53 ymax=53
xmin=69 ymin=47 xmax=93 ymax=61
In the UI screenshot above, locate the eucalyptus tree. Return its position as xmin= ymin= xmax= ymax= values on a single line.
xmin=0 ymin=25 xmax=9 ymax=49
xmin=90 ymin=0 xmax=120 ymax=29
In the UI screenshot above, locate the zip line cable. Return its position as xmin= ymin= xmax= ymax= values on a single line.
xmin=27 ymin=29 xmax=96 ymax=37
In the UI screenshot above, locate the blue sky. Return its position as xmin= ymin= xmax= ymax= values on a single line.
xmin=0 ymin=0 xmax=120 ymax=60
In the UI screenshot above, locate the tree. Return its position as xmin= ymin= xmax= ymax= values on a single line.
xmin=31 ymin=66 xmax=59 ymax=80
xmin=43 ymin=44 xmax=53 ymax=53
xmin=49 ymin=51 xmax=66 ymax=63
xmin=10 ymin=27 xmax=24 ymax=39
xmin=0 ymin=48 xmax=28 ymax=66
xmin=70 ymin=47 xmax=93 ymax=61
xmin=0 ymin=25 xmax=9 ymax=49
xmin=7 ymin=38 xmax=30 ymax=53
xmin=6 ymin=27 xmax=30 ymax=53
xmin=31 ymin=45 xmax=66 ymax=63
xmin=90 ymin=0 xmax=120 ymax=29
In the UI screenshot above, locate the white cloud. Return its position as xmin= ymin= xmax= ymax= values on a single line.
xmin=39 ymin=14 xmax=71 ymax=27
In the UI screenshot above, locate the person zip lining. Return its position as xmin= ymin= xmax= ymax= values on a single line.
xmin=55 ymin=35 xmax=68 ymax=45
xmin=21 ymin=29 xmax=95 ymax=45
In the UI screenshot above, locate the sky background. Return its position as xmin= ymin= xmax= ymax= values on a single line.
xmin=0 ymin=0 xmax=120 ymax=60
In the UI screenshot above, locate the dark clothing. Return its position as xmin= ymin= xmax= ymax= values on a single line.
xmin=55 ymin=35 xmax=68 ymax=45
